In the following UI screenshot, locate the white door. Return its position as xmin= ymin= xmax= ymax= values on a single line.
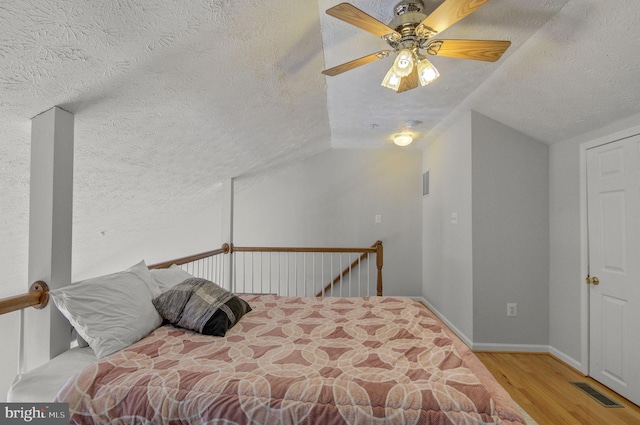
xmin=586 ymin=134 xmax=640 ymax=405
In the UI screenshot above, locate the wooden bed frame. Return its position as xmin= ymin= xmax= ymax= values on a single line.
xmin=0 ymin=241 xmax=383 ymax=316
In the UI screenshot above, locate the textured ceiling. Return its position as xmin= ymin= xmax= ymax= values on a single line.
xmin=2 ymin=0 xmax=640 ymax=288
xmin=321 ymin=0 xmax=640 ymax=146
xmin=320 ymin=0 xmax=569 ymax=146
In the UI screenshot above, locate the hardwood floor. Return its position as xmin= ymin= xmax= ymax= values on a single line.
xmin=475 ymin=352 xmax=640 ymax=425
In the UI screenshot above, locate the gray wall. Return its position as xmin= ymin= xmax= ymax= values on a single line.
xmin=422 ymin=111 xmax=549 ymax=347
xmin=422 ymin=112 xmax=474 ymax=340
xmin=471 ymin=112 xmax=549 ymax=346
xmin=549 ymin=137 xmax=582 ymax=364
xmin=234 ymin=148 xmax=423 ymax=297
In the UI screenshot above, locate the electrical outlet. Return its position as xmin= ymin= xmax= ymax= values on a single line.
xmin=507 ymin=303 xmax=517 ymax=317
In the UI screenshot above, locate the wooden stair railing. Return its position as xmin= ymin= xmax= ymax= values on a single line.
xmin=0 ymin=281 xmax=50 ymax=315
xmin=315 ymin=241 xmax=383 ymax=297
xmin=0 ymin=241 xmax=384 ymax=316
xmin=148 ymin=243 xmax=230 ymax=269
xmin=149 ymin=242 xmax=384 ymax=296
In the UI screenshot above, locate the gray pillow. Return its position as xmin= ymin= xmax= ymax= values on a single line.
xmin=152 ymin=278 xmax=251 ymax=336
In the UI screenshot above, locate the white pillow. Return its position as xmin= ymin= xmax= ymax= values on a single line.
xmin=50 ymin=260 xmax=163 ymax=359
xmin=150 ymin=265 xmax=195 ymax=292
xmin=71 ymin=327 xmax=89 ymax=348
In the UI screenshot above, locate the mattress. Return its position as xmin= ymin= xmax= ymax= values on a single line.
xmin=7 ymin=346 xmax=96 ymax=402
xmin=56 ymin=295 xmax=525 ymax=424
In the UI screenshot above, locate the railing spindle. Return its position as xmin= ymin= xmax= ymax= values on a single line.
xmin=269 ymin=252 xmax=272 ymax=295
xmin=348 ymin=254 xmax=352 ymax=298
xmin=147 ymin=242 xmax=383 ymax=298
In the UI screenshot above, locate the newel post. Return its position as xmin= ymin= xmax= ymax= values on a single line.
xmin=375 ymin=241 xmax=383 ymax=296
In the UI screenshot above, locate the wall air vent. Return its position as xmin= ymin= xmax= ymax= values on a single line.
xmin=423 ymin=170 xmax=429 ymax=196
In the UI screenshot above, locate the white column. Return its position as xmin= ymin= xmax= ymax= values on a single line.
xmin=221 ymin=178 xmax=234 ymax=291
xmin=20 ymin=106 xmax=74 ymax=372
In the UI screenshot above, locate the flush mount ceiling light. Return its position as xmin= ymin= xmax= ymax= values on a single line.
xmin=322 ymin=0 xmax=511 ymax=93
xmin=393 ymin=133 xmax=414 ymax=146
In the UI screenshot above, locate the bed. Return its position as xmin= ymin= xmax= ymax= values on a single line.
xmin=4 ymin=245 xmax=526 ymax=424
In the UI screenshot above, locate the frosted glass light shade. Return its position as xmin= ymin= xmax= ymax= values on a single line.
xmin=417 ymin=58 xmax=440 ymax=86
xmin=392 ymin=49 xmax=414 ymax=77
xmin=381 ymin=67 xmax=402 ymax=91
xmin=394 ymin=133 xmax=413 ymax=146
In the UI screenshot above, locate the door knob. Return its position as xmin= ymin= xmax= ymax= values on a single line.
xmin=585 ymin=276 xmax=600 ymax=285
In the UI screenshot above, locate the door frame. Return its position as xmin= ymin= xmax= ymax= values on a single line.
xmin=579 ymin=123 xmax=640 ymax=376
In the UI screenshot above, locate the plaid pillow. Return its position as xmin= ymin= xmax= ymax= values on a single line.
xmin=152 ymin=278 xmax=251 ymax=336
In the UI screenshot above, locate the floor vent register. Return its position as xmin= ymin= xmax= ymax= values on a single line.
xmin=570 ymin=382 xmax=623 ymax=408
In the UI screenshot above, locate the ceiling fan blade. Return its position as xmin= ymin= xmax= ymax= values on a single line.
xmin=427 ymin=39 xmax=511 ymax=62
xmin=322 ymin=50 xmax=390 ymax=76
xmin=396 ymin=67 xmax=419 ymax=93
xmin=326 ymin=3 xmax=401 ymax=39
xmin=419 ymin=0 xmax=491 ymax=36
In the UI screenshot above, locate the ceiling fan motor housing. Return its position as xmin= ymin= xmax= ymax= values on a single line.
xmin=387 ymin=1 xmax=430 ymax=50
xmin=394 ymin=0 xmax=425 ymax=15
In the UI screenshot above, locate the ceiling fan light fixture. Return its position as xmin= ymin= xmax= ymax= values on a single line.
xmin=381 ymin=67 xmax=402 ymax=91
xmin=393 ymin=133 xmax=413 ymax=146
xmin=322 ymin=1 xmax=511 ymax=94
xmin=391 ymin=48 xmax=415 ymax=77
xmin=417 ymin=57 xmax=440 ymax=86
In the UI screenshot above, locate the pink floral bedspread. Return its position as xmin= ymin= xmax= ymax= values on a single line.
xmin=57 ymin=295 xmax=525 ymax=424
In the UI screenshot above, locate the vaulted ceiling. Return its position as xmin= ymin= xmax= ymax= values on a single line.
xmin=2 ymin=0 xmax=640 ymax=285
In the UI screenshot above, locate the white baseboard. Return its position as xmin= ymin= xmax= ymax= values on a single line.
xmin=411 ymin=296 xmax=585 ymax=374
xmin=472 ymin=342 xmax=549 ymax=352
xmin=411 ymin=296 xmax=473 ymax=348
xmin=549 ymin=346 xmax=585 ymax=374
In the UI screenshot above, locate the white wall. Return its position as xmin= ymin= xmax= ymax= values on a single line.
xmin=549 ymin=111 xmax=640 ymax=368
xmin=71 ymin=196 xmax=226 ymax=281
xmin=234 ymin=148 xmax=423 ymax=297
xmin=471 ymin=112 xmax=549 ymax=346
xmin=1 ymin=190 xmax=225 ymax=401
xmin=422 ymin=112 xmax=474 ymax=340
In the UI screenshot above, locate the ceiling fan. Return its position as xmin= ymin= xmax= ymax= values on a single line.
xmin=321 ymin=0 xmax=511 ymax=93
